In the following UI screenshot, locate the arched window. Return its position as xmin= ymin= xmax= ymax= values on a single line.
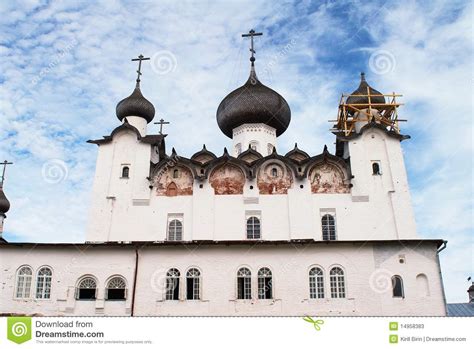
xmin=168 ymin=219 xmax=183 ymax=241
xmin=173 ymin=169 xmax=179 ymax=178
xmin=321 ymin=214 xmax=336 ymax=241
xmin=186 ymin=268 xmax=201 ymax=300
xmin=246 ymin=217 xmax=261 ymax=239
xmin=121 ymin=166 xmax=130 ymax=178
xmin=237 ymin=268 xmax=252 ymax=300
xmin=76 ymin=276 xmax=97 ymax=300
xmin=258 ymin=268 xmax=273 ymax=299
xmin=166 ymin=182 xmax=178 ymax=196
xmin=271 ymin=168 xmax=278 ymax=178
xmin=165 ymin=268 xmax=180 ymax=300
xmin=235 ymin=143 xmax=242 ymax=155
xmin=250 ymin=141 xmax=258 ymax=151
xmin=392 ymin=275 xmax=404 ymax=298
xmin=309 ymin=267 xmax=324 ymax=299
xmin=106 ymin=276 xmax=126 ymax=300
xmin=330 ymin=267 xmax=345 ymax=298
xmin=15 ymin=266 xmax=32 ymax=298
xmin=35 ymin=267 xmax=52 ymax=299
xmin=267 ymin=143 xmax=274 ymax=155
xmin=372 ymin=162 xmax=381 ymax=175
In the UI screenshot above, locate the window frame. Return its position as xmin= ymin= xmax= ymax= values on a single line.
xmin=186 ymin=268 xmax=201 ymax=301
xmin=167 ymin=217 xmax=183 ymax=241
xmin=257 ymin=267 xmax=273 ymax=300
xmin=105 ymin=276 xmax=127 ymax=301
xmin=75 ymin=276 xmax=98 ymax=301
xmin=35 ymin=266 xmax=53 ymax=300
xmin=235 ymin=143 xmax=242 ymax=155
xmin=329 ymin=266 xmax=346 ymax=299
xmin=321 ymin=214 xmax=337 ymax=241
xmin=392 ymin=275 xmax=405 ymax=298
xmin=237 ymin=267 xmax=252 ymax=300
xmin=246 ymin=216 xmax=261 ymax=239
xmin=165 ymin=268 xmax=181 ymax=301
xmin=249 ymin=141 xmax=259 ymax=152
xmin=309 ymin=266 xmax=325 ymax=299
xmin=267 ymin=143 xmax=274 ymax=155
xmin=14 ymin=265 xmax=33 ymax=299
xmin=371 ymin=161 xmax=382 ymax=175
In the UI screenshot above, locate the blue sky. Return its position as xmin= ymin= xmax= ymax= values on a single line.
xmin=0 ymin=0 xmax=472 ymax=303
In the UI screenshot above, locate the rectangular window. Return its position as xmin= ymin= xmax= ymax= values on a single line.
xmin=186 ymin=278 xmax=200 ymax=300
xmin=237 ymin=277 xmax=251 ymax=299
xmin=165 ymin=279 xmax=179 ymax=300
xmin=258 ymin=277 xmax=272 ymax=299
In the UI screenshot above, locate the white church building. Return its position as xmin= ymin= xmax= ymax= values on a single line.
xmin=0 ymin=31 xmax=447 ymax=316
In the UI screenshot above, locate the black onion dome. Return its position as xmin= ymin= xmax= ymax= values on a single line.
xmin=216 ymin=67 xmax=291 ymax=138
xmin=116 ymin=83 xmax=155 ymax=123
xmin=0 ymin=187 xmax=10 ymax=214
xmin=346 ymin=72 xmax=385 ymax=107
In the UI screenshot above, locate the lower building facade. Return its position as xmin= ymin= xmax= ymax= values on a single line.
xmin=0 ymin=240 xmax=447 ymax=316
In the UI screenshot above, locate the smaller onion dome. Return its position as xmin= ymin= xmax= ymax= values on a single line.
xmin=346 ymin=72 xmax=385 ymax=107
xmin=116 ymin=82 xmax=155 ymax=123
xmin=0 ymin=187 xmax=10 ymax=214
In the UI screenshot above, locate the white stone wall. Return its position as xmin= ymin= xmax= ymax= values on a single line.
xmin=232 ymin=123 xmax=277 ymax=156
xmin=347 ymin=127 xmax=418 ymax=239
xmin=0 ymin=242 xmax=446 ymax=316
xmin=87 ymin=130 xmax=153 ymax=242
xmin=86 ymin=125 xmax=418 ymax=243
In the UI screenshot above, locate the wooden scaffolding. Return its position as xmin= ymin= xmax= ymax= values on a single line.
xmin=331 ymin=88 xmax=406 ymax=136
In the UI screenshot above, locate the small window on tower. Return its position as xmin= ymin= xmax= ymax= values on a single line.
xmin=235 ymin=143 xmax=242 ymax=155
xmin=267 ymin=143 xmax=274 ymax=155
xmin=121 ymin=166 xmax=130 ymax=178
xmin=173 ymin=169 xmax=179 ymax=178
xmin=372 ymin=162 xmax=381 ymax=175
xmin=271 ymin=168 xmax=278 ymax=178
xmin=392 ymin=275 xmax=404 ymax=298
xmin=250 ymin=141 xmax=258 ymax=152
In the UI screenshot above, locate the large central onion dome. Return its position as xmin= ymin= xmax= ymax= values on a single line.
xmin=116 ymin=82 xmax=155 ymax=123
xmin=216 ymin=66 xmax=291 ymax=138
